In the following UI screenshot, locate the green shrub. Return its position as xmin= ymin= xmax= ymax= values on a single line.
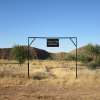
xmin=87 ymin=62 xmax=97 ymax=70
xmin=78 ymin=54 xmax=93 ymax=63
xmin=65 ymin=54 xmax=76 ymax=61
xmin=85 ymin=44 xmax=100 ymax=61
xmin=11 ymin=45 xmax=27 ymax=65
xmin=95 ymin=57 xmax=100 ymax=66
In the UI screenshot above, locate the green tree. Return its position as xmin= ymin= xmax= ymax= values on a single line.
xmin=94 ymin=45 xmax=100 ymax=62
xmin=86 ymin=44 xmax=100 ymax=62
xmin=78 ymin=54 xmax=92 ymax=63
xmin=85 ymin=44 xmax=100 ymax=69
xmin=85 ymin=44 xmax=95 ymax=58
xmin=11 ymin=45 xmax=27 ymax=65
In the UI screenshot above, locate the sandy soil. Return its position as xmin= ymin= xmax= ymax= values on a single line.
xmin=0 ymin=78 xmax=100 ymax=100
xmin=0 ymin=60 xmax=100 ymax=100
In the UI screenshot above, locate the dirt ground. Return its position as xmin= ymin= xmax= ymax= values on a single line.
xmin=0 ymin=78 xmax=100 ymax=100
xmin=0 ymin=60 xmax=100 ymax=100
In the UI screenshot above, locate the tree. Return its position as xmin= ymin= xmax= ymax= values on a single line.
xmin=11 ymin=45 xmax=27 ymax=65
xmin=86 ymin=44 xmax=100 ymax=62
xmin=85 ymin=44 xmax=95 ymax=58
xmin=78 ymin=53 xmax=92 ymax=63
xmin=85 ymin=44 xmax=100 ymax=69
xmin=94 ymin=45 xmax=100 ymax=62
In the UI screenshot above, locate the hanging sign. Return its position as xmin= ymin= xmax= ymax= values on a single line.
xmin=47 ymin=38 xmax=59 ymax=47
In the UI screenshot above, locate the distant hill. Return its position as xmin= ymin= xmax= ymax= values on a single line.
xmin=0 ymin=47 xmax=50 ymax=60
xmin=0 ymin=45 xmax=88 ymax=60
xmin=50 ymin=52 xmax=69 ymax=60
xmin=0 ymin=48 xmax=12 ymax=59
xmin=71 ymin=45 xmax=87 ymax=55
xmin=0 ymin=47 xmax=69 ymax=60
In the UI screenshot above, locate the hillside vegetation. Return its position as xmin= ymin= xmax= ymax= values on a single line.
xmin=0 ymin=44 xmax=100 ymax=100
xmin=0 ymin=44 xmax=100 ymax=69
xmin=70 ymin=44 xmax=100 ymax=69
xmin=0 ymin=46 xmax=50 ymax=60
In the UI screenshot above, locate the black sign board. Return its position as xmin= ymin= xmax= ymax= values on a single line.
xmin=47 ymin=38 xmax=59 ymax=47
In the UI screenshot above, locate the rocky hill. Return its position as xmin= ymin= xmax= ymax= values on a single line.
xmin=0 ymin=47 xmax=50 ymax=60
xmin=0 ymin=45 xmax=88 ymax=60
xmin=0 ymin=48 xmax=12 ymax=59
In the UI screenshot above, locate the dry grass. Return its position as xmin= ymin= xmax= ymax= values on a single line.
xmin=0 ymin=60 xmax=100 ymax=100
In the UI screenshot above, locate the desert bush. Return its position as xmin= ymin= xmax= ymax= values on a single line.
xmin=65 ymin=54 xmax=76 ymax=61
xmin=78 ymin=54 xmax=93 ymax=63
xmin=33 ymin=72 xmax=49 ymax=80
xmin=95 ymin=57 xmax=100 ymax=66
xmin=87 ymin=62 xmax=97 ymax=70
xmin=11 ymin=45 xmax=27 ymax=65
xmin=79 ymin=44 xmax=100 ymax=69
xmin=85 ymin=44 xmax=100 ymax=61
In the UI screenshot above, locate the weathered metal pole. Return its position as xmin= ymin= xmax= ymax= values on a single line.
xmin=28 ymin=37 xmax=30 ymax=78
xmin=76 ymin=37 xmax=78 ymax=79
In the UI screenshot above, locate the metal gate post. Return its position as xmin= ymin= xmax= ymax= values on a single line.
xmin=76 ymin=37 xmax=78 ymax=79
xmin=28 ymin=37 xmax=30 ymax=78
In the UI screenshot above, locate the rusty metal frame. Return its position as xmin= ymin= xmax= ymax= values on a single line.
xmin=28 ymin=37 xmax=78 ymax=79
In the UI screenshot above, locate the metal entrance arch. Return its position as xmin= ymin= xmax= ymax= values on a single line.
xmin=27 ymin=37 xmax=78 ymax=79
